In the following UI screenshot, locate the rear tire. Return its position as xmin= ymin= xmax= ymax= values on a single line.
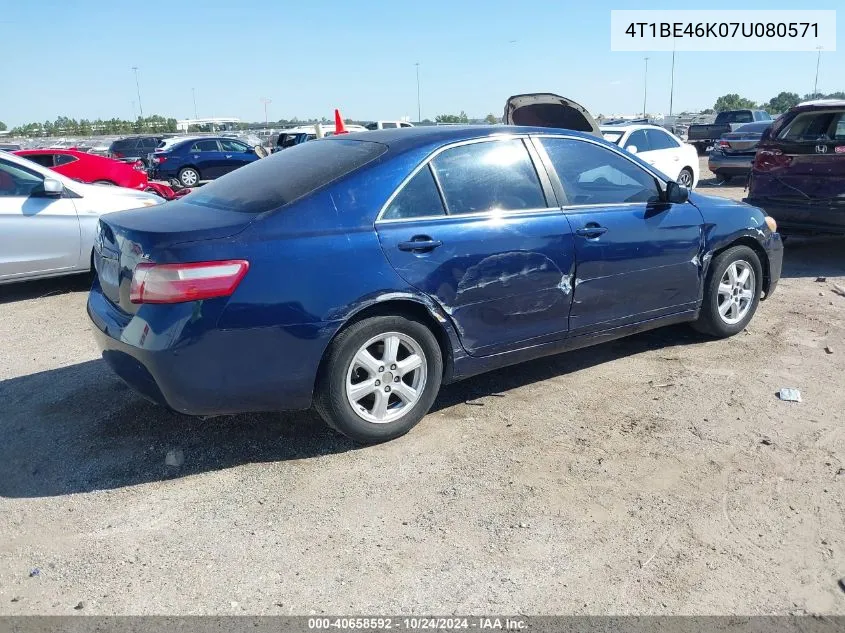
xmin=692 ymin=245 xmax=763 ymax=338
xmin=315 ymin=315 xmax=443 ymax=444
xmin=178 ymin=167 xmax=200 ymax=188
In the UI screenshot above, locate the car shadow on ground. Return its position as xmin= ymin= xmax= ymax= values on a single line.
xmin=780 ymin=235 xmax=845 ymax=279
xmin=0 ymin=325 xmax=709 ymax=499
xmin=0 ymin=274 xmax=91 ymax=305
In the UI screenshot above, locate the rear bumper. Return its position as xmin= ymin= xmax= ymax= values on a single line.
xmin=708 ymin=152 xmax=754 ymax=176
xmin=744 ymin=197 xmax=845 ymax=234
xmin=87 ymin=280 xmax=338 ymax=415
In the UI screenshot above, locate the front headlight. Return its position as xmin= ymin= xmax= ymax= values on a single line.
xmin=764 ymin=216 xmax=777 ymax=233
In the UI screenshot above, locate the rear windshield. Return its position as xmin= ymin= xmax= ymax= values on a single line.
xmin=601 ymin=131 xmax=624 ymax=145
xmin=715 ymin=111 xmax=754 ymax=124
xmin=734 ymin=122 xmax=772 ymax=134
xmin=185 ymin=138 xmax=387 ymax=214
xmin=778 ymin=110 xmax=845 ymax=142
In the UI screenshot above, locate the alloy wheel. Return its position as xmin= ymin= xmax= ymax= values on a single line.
xmin=345 ymin=332 xmax=427 ymax=424
xmin=717 ymin=260 xmax=755 ymax=325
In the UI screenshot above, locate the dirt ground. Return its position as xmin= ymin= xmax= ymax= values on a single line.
xmin=0 ymin=157 xmax=843 ymax=615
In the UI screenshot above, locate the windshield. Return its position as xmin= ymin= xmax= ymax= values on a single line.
xmin=601 ymin=131 xmax=624 ymax=145
xmin=185 ymin=138 xmax=387 ymax=214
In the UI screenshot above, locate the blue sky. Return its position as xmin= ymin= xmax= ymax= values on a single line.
xmin=0 ymin=0 xmax=842 ymax=126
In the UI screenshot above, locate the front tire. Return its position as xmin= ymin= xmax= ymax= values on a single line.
xmin=677 ymin=167 xmax=694 ymax=188
xmin=692 ymin=245 xmax=763 ymax=338
xmin=315 ymin=315 xmax=443 ymax=444
xmin=178 ymin=167 xmax=200 ymax=188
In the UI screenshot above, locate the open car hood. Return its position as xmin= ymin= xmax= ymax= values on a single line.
xmin=504 ymin=93 xmax=601 ymax=137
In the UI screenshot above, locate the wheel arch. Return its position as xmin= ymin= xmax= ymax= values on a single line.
xmin=316 ymin=297 xmax=461 ymax=394
xmin=710 ymin=236 xmax=771 ymax=298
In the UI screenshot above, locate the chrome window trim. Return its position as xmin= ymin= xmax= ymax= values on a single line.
xmin=376 ymin=206 xmax=563 ymax=225
xmin=375 ymin=134 xmax=553 ymax=224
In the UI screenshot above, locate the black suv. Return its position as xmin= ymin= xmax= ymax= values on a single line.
xmin=108 ymin=136 xmax=165 ymax=166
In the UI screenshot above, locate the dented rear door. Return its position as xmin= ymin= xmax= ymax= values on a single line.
xmin=375 ymin=137 xmax=575 ymax=357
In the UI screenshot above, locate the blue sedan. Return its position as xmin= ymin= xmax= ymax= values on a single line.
xmin=148 ymin=136 xmax=262 ymax=187
xmin=88 ymin=124 xmax=783 ymax=443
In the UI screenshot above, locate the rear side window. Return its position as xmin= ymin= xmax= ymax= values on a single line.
xmin=430 ymin=139 xmax=546 ymax=215
xmin=54 ymin=154 xmax=78 ymax=166
xmin=778 ymin=111 xmax=845 ymax=142
xmin=381 ymin=122 xmax=398 ymax=129
xmin=190 ymin=140 xmax=220 ymax=152
xmin=382 ymin=166 xmax=445 ymax=220
xmin=186 ymin=139 xmax=387 ymax=214
xmin=541 ymin=138 xmax=660 ymax=206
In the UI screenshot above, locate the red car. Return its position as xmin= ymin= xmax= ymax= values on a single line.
xmin=14 ymin=149 xmax=149 ymax=190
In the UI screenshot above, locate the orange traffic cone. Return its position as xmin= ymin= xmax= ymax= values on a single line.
xmin=334 ymin=109 xmax=348 ymax=135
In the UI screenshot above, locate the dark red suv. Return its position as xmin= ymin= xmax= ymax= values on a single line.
xmin=746 ymin=100 xmax=845 ymax=234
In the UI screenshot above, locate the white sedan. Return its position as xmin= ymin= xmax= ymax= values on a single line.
xmin=0 ymin=150 xmax=163 ymax=285
xmin=600 ymin=124 xmax=699 ymax=188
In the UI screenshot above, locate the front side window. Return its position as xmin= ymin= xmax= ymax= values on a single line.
xmin=541 ymin=138 xmax=660 ymax=206
xmin=381 ymin=122 xmax=398 ymax=129
xmin=624 ymin=130 xmax=650 ymax=153
xmin=190 ymin=140 xmax=220 ymax=152
xmin=23 ymin=154 xmax=55 ymax=168
xmin=220 ymin=139 xmax=249 ymax=152
xmin=430 ymin=139 xmax=546 ymax=215
xmin=646 ymin=130 xmax=680 ymax=150
xmin=0 ymin=159 xmax=45 ymax=197
xmin=382 ymin=166 xmax=445 ymax=220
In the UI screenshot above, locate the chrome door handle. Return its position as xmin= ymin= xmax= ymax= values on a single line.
xmin=576 ymin=225 xmax=608 ymax=238
xmin=225 ymin=155 xmax=232 ymax=158
xmin=398 ymin=237 xmax=443 ymax=252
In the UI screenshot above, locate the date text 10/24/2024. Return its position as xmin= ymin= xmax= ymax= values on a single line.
xmin=308 ymin=617 xmax=527 ymax=630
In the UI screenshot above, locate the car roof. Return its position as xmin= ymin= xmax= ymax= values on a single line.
xmin=797 ymin=99 xmax=845 ymax=108
xmin=337 ymin=125 xmax=601 ymax=152
xmin=599 ymin=124 xmax=667 ymax=132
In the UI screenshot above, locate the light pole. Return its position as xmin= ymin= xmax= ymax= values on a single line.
xmin=131 ymin=100 xmax=136 ymax=120
xmin=260 ymin=97 xmax=272 ymax=127
xmin=642 ymin=57 xmax=649 ymax=119
xmin=132 ymin=67 xmax=144 ymax=119
xmin=415 ymin=62 xmax=421 ymax=122
xmin=669 ymin=45 xmax=676 ymax=117
xmin=814 ymin=46 xmax=823 ymax=96
xmin=192 ymin=88 xmax=198 ymax=119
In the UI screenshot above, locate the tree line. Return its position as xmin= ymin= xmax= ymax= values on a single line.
xmin=711 ymin=91 xmax=845 ymax=115
xmin=7 ymin=115 xmax=178 ymax=137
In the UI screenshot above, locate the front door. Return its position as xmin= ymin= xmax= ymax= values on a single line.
xmin=0 ymin=158 xmax=81 ymax=280
xmin=218 ymin=139 xmax=257 ymax=175
xmin=376 ymin=138 xmax=575 ymax=356
xmin=537 ymin=136 xmax=704 ymax=335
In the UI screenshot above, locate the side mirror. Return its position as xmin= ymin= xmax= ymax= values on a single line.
xmin=665 ymin=181 xmax=689 ymax=204
xmin=43 ymin=178 xmax=64 ymax=196
xmin=626 ymin=145 xmax=638 ymax=154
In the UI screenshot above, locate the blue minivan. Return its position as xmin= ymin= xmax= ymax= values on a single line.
xmin=149 ymin=136 xmax=262 ymax=187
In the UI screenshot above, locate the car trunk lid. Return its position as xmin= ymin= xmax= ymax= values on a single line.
xmin=503 ymin=93 xmax=601 ymax=137
xmin=719 ymin=131 xmax=763 ymax=154
xmin=94 ymin=198 xmax=258 ymax=313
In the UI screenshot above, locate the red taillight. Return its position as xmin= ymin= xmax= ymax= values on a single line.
xmin=113 ymin=151 xmax=124 ymax=158
xmin=129 ymin=260 xmax=249 ymax=304
xmin=718 ymin=140 xmax=730 ymax=149
xmin=152 ymin=155 xmax=167 ymax=164
xmin=133 ymin=160 xmax=145 ymax=171
xmin=752 ymin=148 xmax=790 ymax=173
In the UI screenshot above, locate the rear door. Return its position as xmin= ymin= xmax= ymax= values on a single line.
xmin=642 ymin=128 xmax=684 ymax=181
xmin=376 ymin=137 xmax=576 ymax=356
xmin=536 ymin=135 xmax=703 ymax=335
xmin=188 ymin=139 xmax=225 ymax=179
xmin=0 ymin=157 xmax=82 ymax=280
